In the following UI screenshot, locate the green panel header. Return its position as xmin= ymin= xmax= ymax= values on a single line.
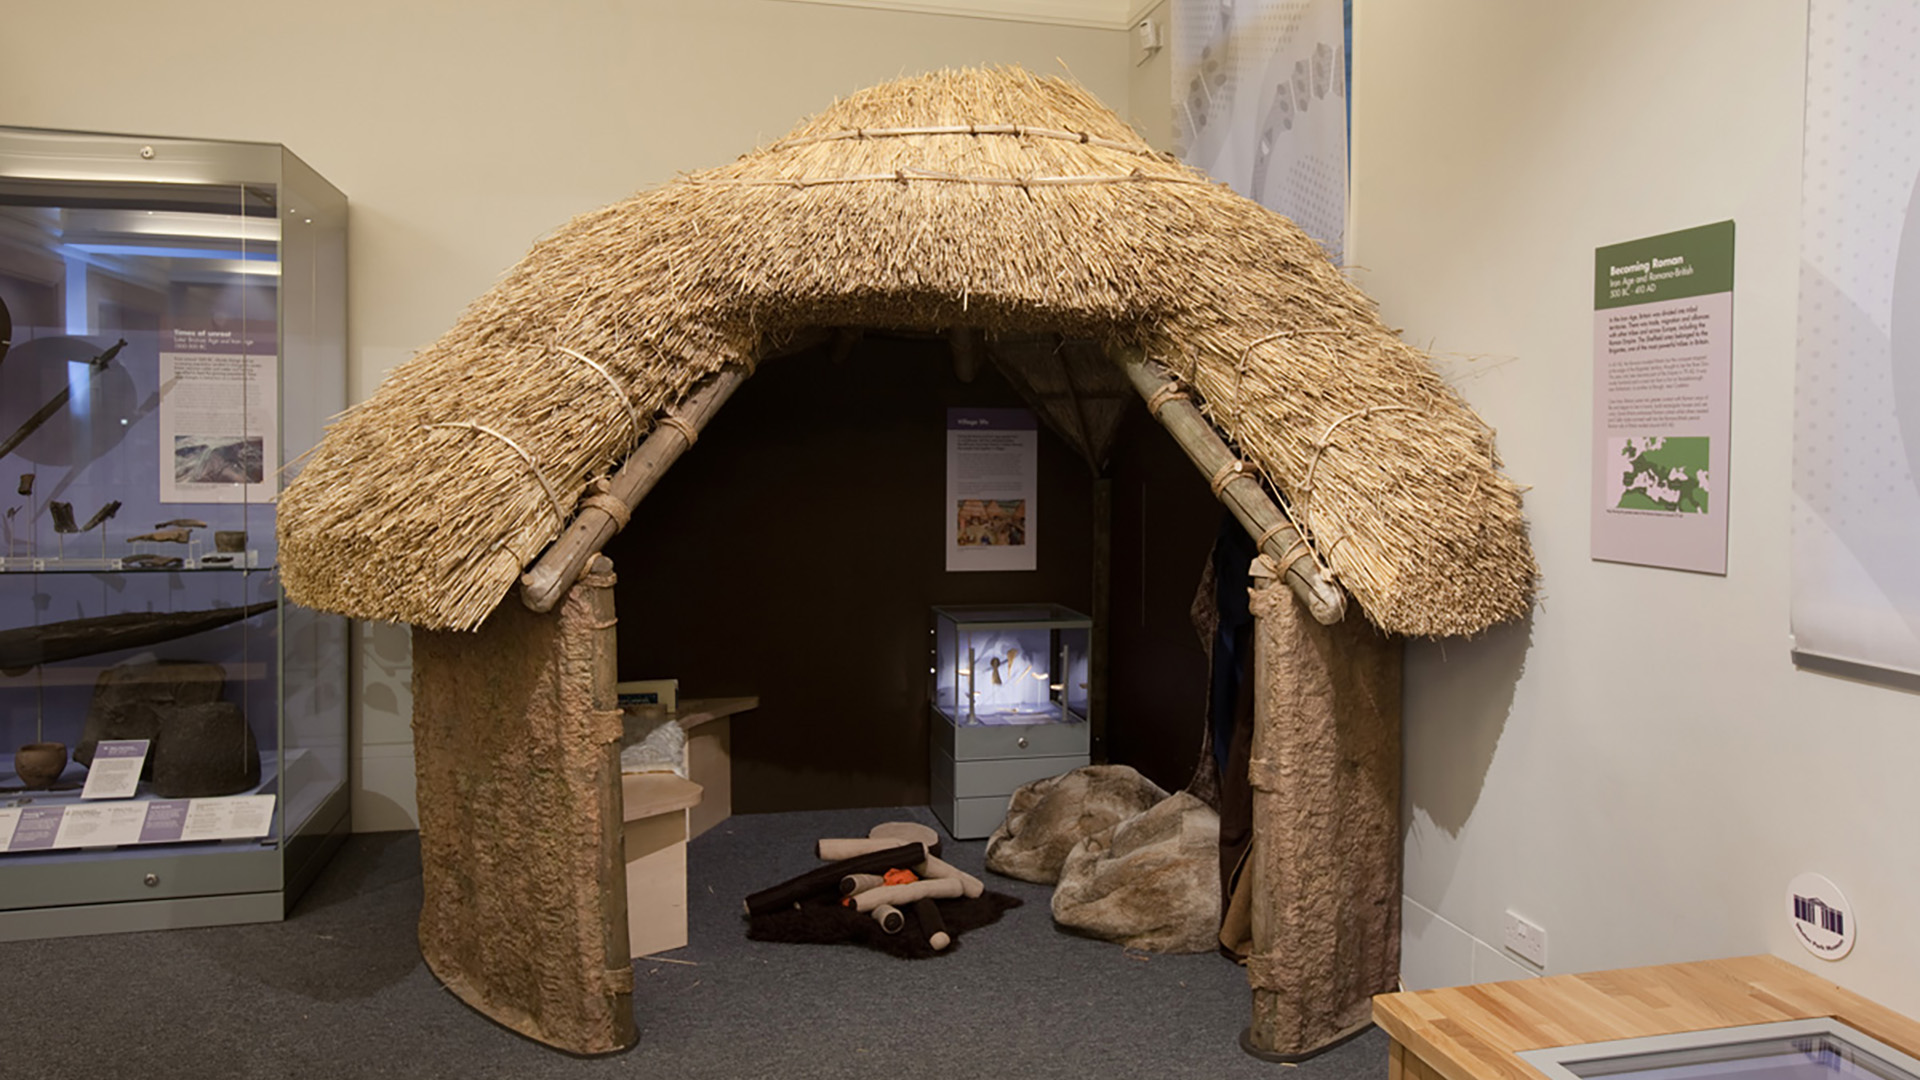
xmin=1594 ymin=220 xmax=1735 ymax=310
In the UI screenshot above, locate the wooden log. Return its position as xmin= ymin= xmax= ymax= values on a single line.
xmin=870 ymin=903 xmax=906 ymax=933
xmin=1090 ymin=475 xmax=1111 ymax=762
xmin=583 ymin=555 xmax=637 ymax=1049
xmin=0 ymin=601 xmax=277 ymax=676
xmin=817 ymin=836 xmax=929 ymax=861
xmin=917 ymin=853 xmax=985 ymax=898
xmin=847 ymin=876 xmax=964 ymax=912
xmin=519 ymin=369 xmax=747 ymax=612
xmin=915 ymin=898 xmax=952 ymax=951
xmin=947 ymin=327 xmax=982 ymax=383
xmin=1242 ymin=568 xmax=1400 ymax=1060
xmin=840 ymin=873 xmax=886 ymax=896
xmin=828 ymin=328 xmax=863 ymax=365
xmin=744 ymin=842 xmax=929 ymax=917
xmin=1110 ymin=346 xmax=1346 ymax=626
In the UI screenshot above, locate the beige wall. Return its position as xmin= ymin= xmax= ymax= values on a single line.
xmin=1125 ymin=0 xmax=1173 ymax=149
xmin=1 ymin=0 xmax=1126 ymax=830
xmin=1353 ymin=0 xmax=1920 ymax=1017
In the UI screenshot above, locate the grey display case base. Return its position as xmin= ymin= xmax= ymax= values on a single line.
xmin=929 ymin=708 xmax=1091 ymax=840
xmin=0 ymin=784 xmax=349 ymax=941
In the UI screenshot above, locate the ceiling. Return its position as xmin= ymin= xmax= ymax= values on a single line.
xmin=764 ymin=0 xmax=1152 ymax=31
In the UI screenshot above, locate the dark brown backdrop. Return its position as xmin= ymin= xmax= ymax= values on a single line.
xmin=608 ymin=336 xmax=1220 ymax=811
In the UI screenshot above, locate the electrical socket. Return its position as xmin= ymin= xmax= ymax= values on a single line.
xmin=1134 ymin=17 xmax=1163 ymax=65
xmin=1503 ymin=910 xmax=1548 ymax=969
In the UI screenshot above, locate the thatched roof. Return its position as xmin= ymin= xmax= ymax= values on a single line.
xmin=278 ymin=67 xmax=1535 ymax=637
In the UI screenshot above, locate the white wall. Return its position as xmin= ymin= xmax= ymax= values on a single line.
xmin=1352 ymin=0 xmax=1920 ymax=1015
xmin=1 ymin=0 xmax=1126 ymax=832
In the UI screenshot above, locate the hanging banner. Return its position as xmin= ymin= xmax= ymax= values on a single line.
xmin=945 ymin=408 xmax=1036 ymax=573
xmin=1590 ymin=221 xmax=1735 ymax=573
xmin=1171 ymin=0 xmax=1348 ymax=262
xmin=1792 ymin=0 xmax=1920 ymax=680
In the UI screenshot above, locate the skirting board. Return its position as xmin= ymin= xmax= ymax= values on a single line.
xmin=0 ymin=889 xmax=286 ymax=942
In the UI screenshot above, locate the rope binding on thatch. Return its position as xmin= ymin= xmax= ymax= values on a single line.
xmin=551 ymin=345 xmax=642 ymax=445
xmin=767 ymin=123 xmax=1167 ymax=158
xmin=421 ymin=421 xmax=570 ymax=527
xmin=1300 ymin=404 xmax=1419 ymax=501
xmin=687 ymin=166 xmax=1208 ymax=191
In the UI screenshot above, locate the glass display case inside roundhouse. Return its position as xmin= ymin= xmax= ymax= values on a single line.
xmin=927 ymin=604 xmax=1091 ymax=839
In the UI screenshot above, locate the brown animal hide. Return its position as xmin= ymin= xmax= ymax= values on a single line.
xmin=984 ymin=764 xmax=1166 ymax=884
xmin=1052 ymin=790 xmax=1221 ymax=953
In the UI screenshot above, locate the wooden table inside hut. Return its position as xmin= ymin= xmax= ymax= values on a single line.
xmin=1374 ymin=956 xmax=1920 ymax=1080
xmin=619 ymin=695 xmax=758 ymax=958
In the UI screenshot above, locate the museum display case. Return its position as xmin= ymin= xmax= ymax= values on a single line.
xmin=931 ymin=604 xmax=1090 ymax=726
xmin=0 ymin=126 xmax=349 ymax=937
xmin=928 ymin=604 xmax=1091 ymax=838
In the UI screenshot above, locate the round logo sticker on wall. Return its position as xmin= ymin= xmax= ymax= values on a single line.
xmin=1786 ymin=873 xmax=1855 ymax=960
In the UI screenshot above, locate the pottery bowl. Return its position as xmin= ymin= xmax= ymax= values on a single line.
xmin=15 ymin=741 xmax=68 ymax=789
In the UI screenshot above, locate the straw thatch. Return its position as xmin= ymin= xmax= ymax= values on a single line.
xmin=278 ymin=67 xmax=1535 ymax=637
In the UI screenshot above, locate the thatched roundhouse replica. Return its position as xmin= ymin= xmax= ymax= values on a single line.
xmin=278 ymin=68 xmax=1535 ymax=1057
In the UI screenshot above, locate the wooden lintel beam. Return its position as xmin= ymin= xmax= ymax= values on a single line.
xmin=1111 ymin=346 xmax=1346 ymax=626
xmin=947 ymin=327 xmax=982 ymax=383
xmin=519 ymin=369 xmax=747 ymax=613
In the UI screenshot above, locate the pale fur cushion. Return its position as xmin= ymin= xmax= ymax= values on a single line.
xmin=1050 ymin=791 xmax=1222 ymax=954
xmin=984 ymin=765 xmax=1167 ymax=884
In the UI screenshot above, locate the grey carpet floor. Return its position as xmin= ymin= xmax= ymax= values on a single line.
xmin=0 ymin=805 xmax=1390 ymax=1080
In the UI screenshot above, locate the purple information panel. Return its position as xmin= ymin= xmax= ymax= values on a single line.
xmin=9 ymin=807 xmax=64 ymax=851
xmin=0 ymin=795 xmax=272 ymax=854
xmin=138 ymin=800 xmax=191 ymax=844
xmin=945 ymin=407 xmax=1039 ymax=572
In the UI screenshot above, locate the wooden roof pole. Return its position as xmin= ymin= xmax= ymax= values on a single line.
xmin=519 ymin=368 xmax=747 ymax=613
xmin=1112 ymin=346 xmax=1346 ymax=626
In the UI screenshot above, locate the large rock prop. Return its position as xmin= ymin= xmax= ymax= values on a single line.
xmin=1051 ymin=791 xmax=1221 ymax=953
xmin=76 ymin=659 xmax=226 ymax=774
xmin=985 ymin=765 xmax=1166 ymax=884
xmin=152 ymin=702 xmax=260 ymax=797
xmin=72 ymin=659 xmax=259 ymax=797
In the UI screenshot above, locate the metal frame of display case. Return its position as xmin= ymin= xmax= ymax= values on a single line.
xmin=0 ymin=126 xmax=349 ymax=939
xmin=1517 ymin=1019 xmax=1920 ymax=1080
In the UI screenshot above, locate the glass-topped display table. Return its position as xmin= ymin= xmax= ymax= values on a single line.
xmin=1374 ymin=957 xmax=1920 ymax=1080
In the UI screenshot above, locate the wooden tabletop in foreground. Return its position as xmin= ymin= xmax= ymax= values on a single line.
xmin=1374 ymin=955 xmax=1920 ymax=1080
xmin=619 ymin=773 xmax=703 ymax=821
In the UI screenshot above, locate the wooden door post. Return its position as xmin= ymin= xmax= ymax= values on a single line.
xmin=1243 ymin=559 xmax=1402 ymax=1060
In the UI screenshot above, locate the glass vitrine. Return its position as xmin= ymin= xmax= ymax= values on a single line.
xmin=0 ymin=126 xmax=348 ymax=937
xmin=928 ymin=605 xmax=1091 ymax=839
